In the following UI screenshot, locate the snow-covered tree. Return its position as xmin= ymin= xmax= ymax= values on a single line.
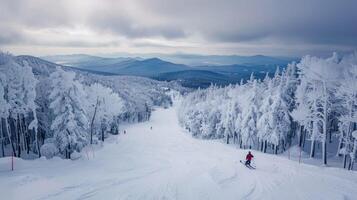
xmin=240 ymin=80 xmax=260 ymax=148
xmin=293 ymin=53 xmax=343 ymax=164
xmin=49 ymin=67 xmax=89 ymax=159
xmin=335 ymin=53 xmax=357 ymax=169
xmin=257 ymin=79 xmax=274 ymax=152
xmin=84 ymin=83 xmax=124 ymax=143
xmin=0 ymin=53 xmax=39 ymax=157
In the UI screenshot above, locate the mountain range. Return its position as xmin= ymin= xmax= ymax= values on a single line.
xmin=42 ymin=54 xmax=298 ymax=88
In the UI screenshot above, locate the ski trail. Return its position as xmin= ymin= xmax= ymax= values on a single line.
xmin=1 ymin=106 xmax=357 ymax=200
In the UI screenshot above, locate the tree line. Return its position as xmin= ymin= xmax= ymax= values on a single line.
xmin=0 ymin=53 xmax=157 ymax=159
xmin=178 ymin=53 xmax=357 ymax=170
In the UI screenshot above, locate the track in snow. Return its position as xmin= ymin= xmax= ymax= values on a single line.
xmin=1 ymin=106 xmax=357 ymax=200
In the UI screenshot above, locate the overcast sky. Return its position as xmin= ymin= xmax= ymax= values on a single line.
xmin=0 ymin=0 xmax=356 ymax=57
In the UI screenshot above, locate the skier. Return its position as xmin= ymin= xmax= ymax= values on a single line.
xmin=245 ymin=151 xmax=254 ymax=166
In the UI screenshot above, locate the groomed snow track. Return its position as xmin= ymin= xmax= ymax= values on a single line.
xmin=1 ymin=107 xmax=357 ymax=200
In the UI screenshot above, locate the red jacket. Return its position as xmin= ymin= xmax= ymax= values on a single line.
xmin=246 ymin=153 xmax=254 ymax=161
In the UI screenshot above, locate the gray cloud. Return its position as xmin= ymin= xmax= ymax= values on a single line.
xmin=90 ymin=14 xmax=186 ymax=39
xmin=141 ymin=0 xmax=357 ymax=45
xmin=0 ymin=0 xmax=356 ymax=55
xmin=0 ymin=25 xmax=26 ymax=45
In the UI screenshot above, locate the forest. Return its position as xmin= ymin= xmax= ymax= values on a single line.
xmin=0 ymin=53 xmax=175 ymax=159
xmin=178 ymin=53 xmax=357 ymax=170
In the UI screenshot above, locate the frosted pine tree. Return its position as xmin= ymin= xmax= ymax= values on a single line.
xmin=49 ymin=67 xmax=89 ymax=159
xmin=240 ymin=80 xmax=260 ymax=148
xmin=257 ymin=79 xmax=274 ymax=152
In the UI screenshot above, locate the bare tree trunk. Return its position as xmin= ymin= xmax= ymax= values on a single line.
xmin=321 ymin=82 xmax=328 ymax=165
xmin=349 ymin=140 xmax=357 ymax=170
xmin=310 ymin=140 xmax=316 ymax=158
xmin=15 ymin=116 xmax=21 ymax=157
xmin=233 ymin=133 xmax=236 ymax=144
xmin=90 ymin=98 xmax=99 ymax=144
xmin=336 ymin=137 xmax=343 ymax=157
xmin=101 ymin=128 xmax=105 ymax=142
xmin=68 ymin=143 xmax=71 ymax=159
xmin=282 ymin=140 xmax=286 ymax=151
xmin=34 ymin=127 xmax=41 ymax=158
xmin=22 ymin=116 xmax=31 ymax=154
xmin=322 ymin=140 xmax=327 ymax=165
xmin=343 ymin=154 xmax=348 ymax=168
xmin=5 ymin=118 xmax=16 ymax=157
xmin=0 ymin=119 xmax=4 ymax=157
xmin=302 ymin=129 xmax=306 ymax=149
xmin=298 ymin=125 xmax=303 ymax=147
xmin=18 ymin=114 xmax=26 ymax=153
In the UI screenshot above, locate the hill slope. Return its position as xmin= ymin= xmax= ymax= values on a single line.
xmin=156 ymin=70 xmax=234 ymax=88
xmin=1 ymin=106 xmax=356 ymax=200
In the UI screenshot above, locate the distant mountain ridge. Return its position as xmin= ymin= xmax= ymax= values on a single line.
xmin=42 ymin=54 xmax=297 ymax=88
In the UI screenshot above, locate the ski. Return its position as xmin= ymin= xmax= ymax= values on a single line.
xmin=240 ymin=160 xmax=256 ymax=170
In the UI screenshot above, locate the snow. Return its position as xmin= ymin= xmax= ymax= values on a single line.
xmin=1 ymin=105 xmax=357 ymax=200
xmin=352 ymin=130 xmax=357 ymax=139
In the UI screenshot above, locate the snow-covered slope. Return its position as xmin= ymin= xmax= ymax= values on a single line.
xmin=1 ymin=106 xmax=356 ymax=200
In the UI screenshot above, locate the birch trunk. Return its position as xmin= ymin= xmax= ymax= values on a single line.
xmin=5 ymin=118 xmax=16 ymax=157
xmin=310 ymin=139 xmax=316 ymax=158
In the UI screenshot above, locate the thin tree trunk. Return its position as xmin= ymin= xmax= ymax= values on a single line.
xmin=34 ymin=127 xmax=41 ymax=158
xmin=66 ymin=129 xmax=71 ymax=159
xmin=298 ymin=125 xmax=303 ymax=147
xmin=282 ymin=140 xmax=286 ymax=151
xmin=350 ymin=140 xmax=357 ymax=170
xmin=15 ymin=116 xmax=21 ymax=157
xmin=343 ymin=154 xmax=348 ymax=168
xmin=233 ymin=132 xmax=237 ymax=144
xmin=23 ymin=116 xmax=30 ymax=154
xmin=348 ymin=158 xmax=353 ymax=170
xmin=310 ymin=140 xmax=315 ymax=158
xmin=322 ymin=81 xmax=328 ymax=165
xmin=90 ymin=98 xmax=99 ymax=145
xmin=5 ymin=118 xmax=16 ymax=157
xmin=0 ymin=120 xmax=4 ymax=157
xmin=68 ymin=143 xmax=71 ymax=159
xmin=336 ymin=137 xmax=343 ymax=157
xmin=322 ymin=140 xmax=327 ymax=165
xmin=101 ymin=128 xmax=105 ymax=142
xmin=263 ymin=140 xmax=267 ymax=153
xmin=302 ymin=129 xmax=306 ymax=149
xmin=18 ymin=114 xmax=26 ymax=152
